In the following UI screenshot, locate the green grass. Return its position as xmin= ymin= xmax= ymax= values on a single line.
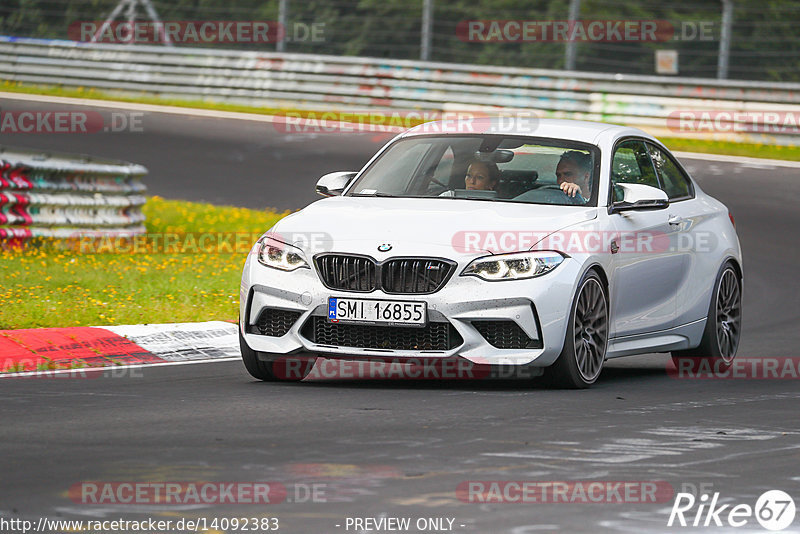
xmin=0 ymin=80 xmax=300 ymax=118
xmin=4 ymin=80 xmax=800 ymax=161
xmin=0 ymin=197 xmax=288 ymax=329
xmin=659 ymin=137 xmax=800 ymax=161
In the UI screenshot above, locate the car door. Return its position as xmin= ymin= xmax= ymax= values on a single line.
xmin=646 ymin=142 xmax=708 ymax=328
xmin=608 ymin=139 xmax=684 ymax=337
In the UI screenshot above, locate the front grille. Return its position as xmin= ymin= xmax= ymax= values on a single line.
xmin=303 ymin=316 xmax=462 ymax=351
xmin=315 ymin=255 xmax=376 ymax=292
xmin=472 ymin=320 xmax=541 ymax=349
xmin=382 ymin=258 xmax=454 ymax=294
xmin=249 ymin=309 xmax=302 ymax=337
xmin=314 ymin=254 xmax=454 ymax=294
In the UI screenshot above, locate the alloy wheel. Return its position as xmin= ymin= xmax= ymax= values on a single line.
xmin=715 ymin=268 xmax=742 ymax=363
xmin=573 ymin=278 xmax=609 ymax=382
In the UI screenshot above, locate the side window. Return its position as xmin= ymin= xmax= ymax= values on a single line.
xmin=611 ymin=140 xmax=658 ymax=202
xmin=611 ymin=140 xmax=658 ymax=187
xmin=647 ymin=144 xmax=693 ymax=200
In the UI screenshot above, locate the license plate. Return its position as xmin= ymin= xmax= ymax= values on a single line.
xmin=328 ymin=297 xmax=427 ymax=326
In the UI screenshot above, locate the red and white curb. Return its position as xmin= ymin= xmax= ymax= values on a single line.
xmin=0 ymin=321 xmax=239 ymax=377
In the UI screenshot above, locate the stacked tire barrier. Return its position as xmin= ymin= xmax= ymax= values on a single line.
xmin=1 ymin=36 xmax=800 ymax=144
xmin=0 ymin=145 xmax=146 ymax=240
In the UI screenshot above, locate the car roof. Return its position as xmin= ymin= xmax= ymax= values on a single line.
xmin=402 ymin=117 xmax=656 ymax=146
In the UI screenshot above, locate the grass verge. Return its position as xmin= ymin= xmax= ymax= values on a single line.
xmin=660 ymin=137 xmax=800 ymax=161
xmin=4 ymin=81 xmax=800 ymax=161
xmin=0 ymin=197 xmax=287 ymax=329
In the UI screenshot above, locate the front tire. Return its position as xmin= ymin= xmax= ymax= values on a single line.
xmin=671 ymin=262 xmax=741 ymax=369
xmin=547 ymin=271 xmax=609 ymax=388
xmin=239 ymin=329 xmax=314 ymax=382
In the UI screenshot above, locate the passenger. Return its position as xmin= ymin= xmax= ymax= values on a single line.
xmin=464 ymin=159 xmax=500 ymax=191
xmin=556 ymin=150 xmax=592 ymax=199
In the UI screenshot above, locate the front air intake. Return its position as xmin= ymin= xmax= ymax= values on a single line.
xmin=249 ymin=309 xmax=303 ymax=337
xmin=472 ymin=320 xmax=541 ymax=349
xmin=302 ymin=316 xmax=462 ymax=351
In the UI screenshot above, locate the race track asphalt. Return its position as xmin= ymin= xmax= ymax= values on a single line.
xmin=1 ymin=95 xmax=799 ymax=533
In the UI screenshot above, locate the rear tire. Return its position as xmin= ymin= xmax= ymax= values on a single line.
xmin=239 ymin=328 xmax=314 ymax=382
xmin=671 ymin=261 xmax=741 ymax=370
xmin=547 ymin=271 xmax=609 ymax=389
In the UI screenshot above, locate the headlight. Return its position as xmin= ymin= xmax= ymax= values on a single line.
xmin=257 ymin=236 xmax=310 ymax=271
xmin=461 ymin=251 xmax=565 ymax=281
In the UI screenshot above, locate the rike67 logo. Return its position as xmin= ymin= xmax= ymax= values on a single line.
xmin=668 ymin=490 xmax=796 ymax=531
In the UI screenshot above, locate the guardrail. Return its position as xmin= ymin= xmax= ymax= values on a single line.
xmin=0 ymin=145 xmax=146 ymax=241
xmin=2 ymin=35 xmax=800 ymax=144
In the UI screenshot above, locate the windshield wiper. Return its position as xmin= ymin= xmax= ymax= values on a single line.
xmin=455 ymin=196 xmax=499 ymax=202
xmin=435 ymin=194 xmax=500 ymax=202
xmin=350 ymin=191 xmax=397 ymax=197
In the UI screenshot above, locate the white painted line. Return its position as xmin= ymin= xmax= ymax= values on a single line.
xmin=0 ymin=91 xmax=290 ymax=123
xmin=673 ymin=150 xmax=800 ymax=168
xmin=0 ymin=92 xmax=286 ymax=122
xmin=0 ymin=357 xmax=240 ymax=379
xmin=3 ymin=91 xmax=798 ymax=166
xmin=0 ymin=91 xmax=402 ymax=133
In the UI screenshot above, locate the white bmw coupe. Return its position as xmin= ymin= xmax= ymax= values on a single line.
xmin=239 ymin=119 xmax=742 ymax=388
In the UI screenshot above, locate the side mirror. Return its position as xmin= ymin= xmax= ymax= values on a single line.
xmin=611 ymin=183 xmax=669 ymax=213
xmin=315 ymin=171 xmax=357 ymax=197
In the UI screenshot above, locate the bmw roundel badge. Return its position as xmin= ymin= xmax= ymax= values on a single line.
xmin=377 ymin=243 xmax=392 ymax=252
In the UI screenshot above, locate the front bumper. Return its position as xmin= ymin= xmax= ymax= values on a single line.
xmin=239 ymin=251 xmax=581 ymax=367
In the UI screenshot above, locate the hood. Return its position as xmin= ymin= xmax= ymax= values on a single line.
xmin=270 ymin=196 xmax=597 ymax=260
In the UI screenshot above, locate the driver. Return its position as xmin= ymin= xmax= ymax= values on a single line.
xmin=465 ymin=159 xmax=500 ymax=191
xmin=556 ymin=150 xmax=592 ymax=199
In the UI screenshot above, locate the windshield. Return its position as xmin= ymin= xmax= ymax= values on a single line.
xmin=347 ymin=135 xmax=599 ymax=206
